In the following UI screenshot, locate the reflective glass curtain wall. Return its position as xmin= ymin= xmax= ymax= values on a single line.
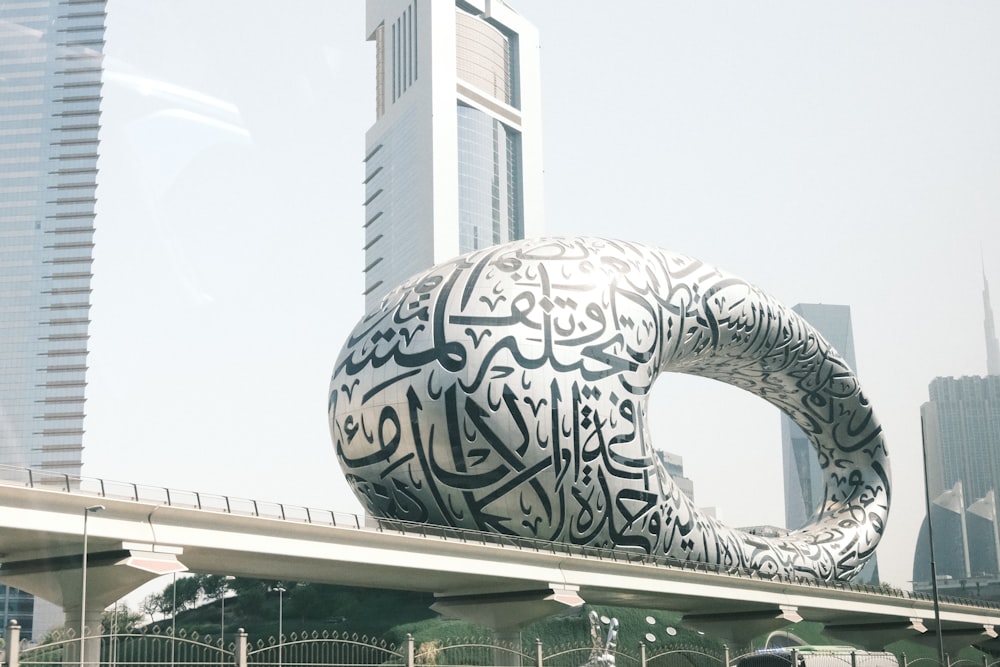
xmin=457 ymin=104 xmax=522 ymax=254
xmin=454 ymin=5 xmax=522 ymax=255
xmin=0 ymin=0 xmax=105 ymax=639
xmin=922 ymin=376 xmax=1000 ymax=540
xmin=1 ymin=0 xmax=102 ymax=473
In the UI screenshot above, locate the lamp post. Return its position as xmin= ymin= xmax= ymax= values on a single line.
xmin=220 ymin=575 xmax=235 ymax=665
xmin=274 ymin=584 xmax=286 ymax=667
xmin=920 ymin=416 xmax=946 ymax=666
xmin=80 ymin=504 xmax=105 ymax=667
xmin=171 ymin=572 xmax=178 ymax=667
xmin=111 ymin=600 xmax=117 ymax=667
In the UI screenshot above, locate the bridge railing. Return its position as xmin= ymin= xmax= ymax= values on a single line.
xmin=3 ymin=464 xmax=999 ymax=613
xmin=0 ymin=464 xmax=364 ymax=528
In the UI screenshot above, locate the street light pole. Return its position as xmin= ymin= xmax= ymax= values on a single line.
xmin=274 ymin=584 xmax=286 ymax=667
xmin=920 ymin=416 xmax=947 ymax=666
xmin=171 ymin=572 xmax=177 ymax=667
xmin=80 ymin=504 xmax=105 ymax=667
xmin=220 ymin=575 xmax=235 ymax=666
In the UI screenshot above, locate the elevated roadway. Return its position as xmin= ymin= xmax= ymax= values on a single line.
xmin=1 ymin=466 xmax=998 ymax=654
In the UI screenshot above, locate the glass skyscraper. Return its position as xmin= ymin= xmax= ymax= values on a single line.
xmin=0 ymin=0 xmax=106 ymax=639
xmin=362 ymin=0 xmax=544 ymax=313
xmin=911 ymin=275 xmax=1000 ymax=592
xmin=913 ymin=377 xmax=1000 ymax=589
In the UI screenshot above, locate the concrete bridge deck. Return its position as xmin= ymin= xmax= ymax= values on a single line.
xmin=0 ymin=465 xmax=998 ymax=653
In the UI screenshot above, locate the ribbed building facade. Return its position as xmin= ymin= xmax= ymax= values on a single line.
xmin=362 ymin=0 xmax=544 ymax=312
xmin=917 ymin=375 xmax=1000 ymax=581
xmin=0 ymin=0 xmax=105 ymax=639
xmin=923 ymin=376 xmax=1000 ymax=510
xmin=913 ymin=274 xmax=1000 ymax=593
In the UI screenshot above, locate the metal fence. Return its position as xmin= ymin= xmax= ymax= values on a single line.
xmin=5 ymin=622 xmax=1000 ymax=667
xmin=3 ymin=621 xmax=733 ymax=667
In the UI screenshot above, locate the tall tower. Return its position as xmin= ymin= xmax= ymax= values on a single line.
xmin=915 ymin=375 xmax=1000 ymax=588
xmin=921 ymin=375 xmax=1000 ymax=531
xmin=984 ymin=268 xmax=1000 ymax=376
xmin=0 ymin=0 xmax=106 ymax=639
xmin=912 ymin=272 xmax=1000 ymax=590
xmin=362 ymin=0 xmax=544 ymax=312
xmin=780 ymin=304 xmax=857 ymax=530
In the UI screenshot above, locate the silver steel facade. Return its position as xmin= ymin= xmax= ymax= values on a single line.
xmin=362 ymin=0 xmax=543 ymax=313
xmin=780 ymin=304 xmax=857 ymax=531
xmin=779 ymin=304 xmax=880 ymax=583
xmin=0 ymin=0 xmax=105 ymax=639
xmin=331 ymin=238 xmax=891 ymax=582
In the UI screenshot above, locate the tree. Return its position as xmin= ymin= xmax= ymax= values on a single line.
xmin=153 ymin=575 xmax=204 ymax=616
xmin=140 ymin=591 xmax=168 ymax=622
xmin=140 ymin=574 xmax=204 ymax=622
xmin=201 ymin=574 xmax=233 ymax=603
xmin=102 ymin=605 xmax=145 ymax=633
xmin=229 ymin=577 xmax=270 ymax=618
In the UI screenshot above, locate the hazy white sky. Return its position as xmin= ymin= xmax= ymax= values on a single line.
xmin=86 ymin=1 xmax=1000 ymax=591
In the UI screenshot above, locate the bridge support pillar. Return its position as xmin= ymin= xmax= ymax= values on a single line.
xmin=912 ymin=624 xmax=999 ymax=655
xmin=431 ymin=585 xmax=584 ymax=632
xmin=0 ymin=542 xmax=187 ymax=657
xmin=61 ymin=606 xmax=104 ymax=667
xmin=824 ymin=618 xmax=928 ymax=651
xmin=681 ymin=605 xmax=802 ymax=649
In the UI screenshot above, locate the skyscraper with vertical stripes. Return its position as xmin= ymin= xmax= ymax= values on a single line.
xmin=0 ymin=0 xmax=106 ymax=639
xmin=912 ymin=270 xmax=1000 ymax=591
xmin=921 ymin=271 xmax=1000 ymax=525
xmin=362 ymin=0 xmax=544 ymax=313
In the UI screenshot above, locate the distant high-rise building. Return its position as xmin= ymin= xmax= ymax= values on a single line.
xmin=655 ymin=449 xmax=695 ymax=502
xmin=362 ymin=0 xmax=544 ymax=312
xmin=920 ymin=375 xmax=1000 ymax=540
xmin=0 ymin=0 xmax=106 ymax=639
xmin=779 ymin=304 xmax=879 ymax=583
xmin=913 ymin=273 xmax=1000 ymax=594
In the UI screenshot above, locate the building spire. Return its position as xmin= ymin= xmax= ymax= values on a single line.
xmin=985 ymin=256 xmax=1000 ymax=376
